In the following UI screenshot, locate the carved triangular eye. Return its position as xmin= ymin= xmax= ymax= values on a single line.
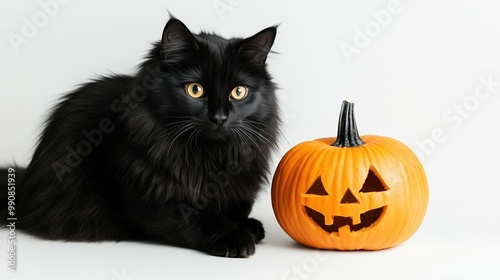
xmin=340 ymin=189 xmax=359 ymax=204
xmin=305 ymin=176 xmax=328 ymax=195
xmin=359 ymin=167 xmax=389 ymax=193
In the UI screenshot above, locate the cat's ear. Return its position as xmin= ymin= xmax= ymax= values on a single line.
xmin=240 ymin=27 xmax=277 ymax=66
xmin=161 ymin=18 xmax=198 ymax=63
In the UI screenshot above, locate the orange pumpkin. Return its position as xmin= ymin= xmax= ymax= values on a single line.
xmin=272 ymin=101 xmax=429 ymax=250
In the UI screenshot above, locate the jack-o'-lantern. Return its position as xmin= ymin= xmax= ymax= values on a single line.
xmin=272 ymin=101 xmax=429 ymax=250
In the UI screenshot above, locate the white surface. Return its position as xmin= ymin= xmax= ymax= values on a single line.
xmin=1 ymin=0 xmax=500 ymax=279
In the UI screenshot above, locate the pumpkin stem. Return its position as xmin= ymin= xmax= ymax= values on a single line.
xmin=332 ymin=100 xmax=365 ymax=148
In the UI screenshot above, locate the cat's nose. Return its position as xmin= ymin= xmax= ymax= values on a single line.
xmin=209 ymin=112 xmax=228 ymax=126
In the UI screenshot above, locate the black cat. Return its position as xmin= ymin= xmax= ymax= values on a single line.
xmin=0 ymin=17 xmax=280 ymax=258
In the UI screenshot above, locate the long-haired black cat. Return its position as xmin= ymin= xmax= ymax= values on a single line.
xmin=0 ymin=17 xmax=280 ymax=257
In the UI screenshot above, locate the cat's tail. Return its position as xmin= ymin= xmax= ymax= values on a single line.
xmin=0 ymin=167 xmax=26 ymax=224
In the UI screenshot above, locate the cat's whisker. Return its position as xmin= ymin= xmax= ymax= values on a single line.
xmin=242 ymin=121 xmax=278 ymax=142
xmin=245 ymin=120 xmax=288 ymax=149
xmin=245 ymin=119 xmax=285 ymax=138
xmin=186 ymin=127 xmax=202 ymax=158
xmin=232 ymin=128 xmax=250 ymax=150
xmin=153 ymin=121 xmax=190 ymax=142
xmin=167 ymin=123 xmax=195 ymax=143
xmin=240 ymin=122 xmax=273 ymax=146
xmin=165 ymin=122 xmax=197 ymax=156
xmin=164 ymin=116 xmax=197 ymax=120
xmin=234 ymin=127 xmax=266 ymax=157
xmin=193 ymin=129 xmax=202 ymax=152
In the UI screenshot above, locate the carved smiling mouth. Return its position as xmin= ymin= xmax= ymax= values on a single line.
xmin=304 ymin=206 xmax=386 ymax=233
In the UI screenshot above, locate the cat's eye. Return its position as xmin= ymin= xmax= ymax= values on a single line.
xmin=230 ymin=86 xmax=248 ymax=101
xmin=186 ymin=83 xmax=205 ymax=99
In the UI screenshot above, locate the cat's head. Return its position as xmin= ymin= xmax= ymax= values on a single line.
xmin=140 ymin=18 xmax=280 ymax=150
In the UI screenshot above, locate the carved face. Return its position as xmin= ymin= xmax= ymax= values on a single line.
xmin=302 ymin=167 xmax=389 ymax=236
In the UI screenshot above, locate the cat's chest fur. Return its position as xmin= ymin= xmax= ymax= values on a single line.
xmin=110 ymin=123 xmax=267 ymax=206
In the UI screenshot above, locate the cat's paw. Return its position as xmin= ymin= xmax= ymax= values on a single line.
xmin=207 ymin=228 xmax=255 ymax=258
xmin=241 ymin=218 xmax=265 ymax=243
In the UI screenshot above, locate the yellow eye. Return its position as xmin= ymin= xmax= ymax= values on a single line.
xmin=230 ymin=86 xmax=248 ymax=101
xmin=186 ymin=83 xmax=205 ymax=98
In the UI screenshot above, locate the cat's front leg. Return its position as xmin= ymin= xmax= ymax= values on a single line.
xmin=181 ymin=203 xmax=259 ymax=257
xmin=239 ymin=217 xmax=265 ymax=243
xmin=224 ymin=201 xmax=265 ymax=243
xmin=125 ymin=201 xmax=257 ymax=257
xmin=202 ymin=226 xmax=256 ymax=258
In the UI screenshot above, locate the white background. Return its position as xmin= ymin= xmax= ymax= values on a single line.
xmin=1 ymin=0 xmax=500 ymax=279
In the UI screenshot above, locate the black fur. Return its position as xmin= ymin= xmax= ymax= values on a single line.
xmin=0 ymin=18 xmax=279 ymax=258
